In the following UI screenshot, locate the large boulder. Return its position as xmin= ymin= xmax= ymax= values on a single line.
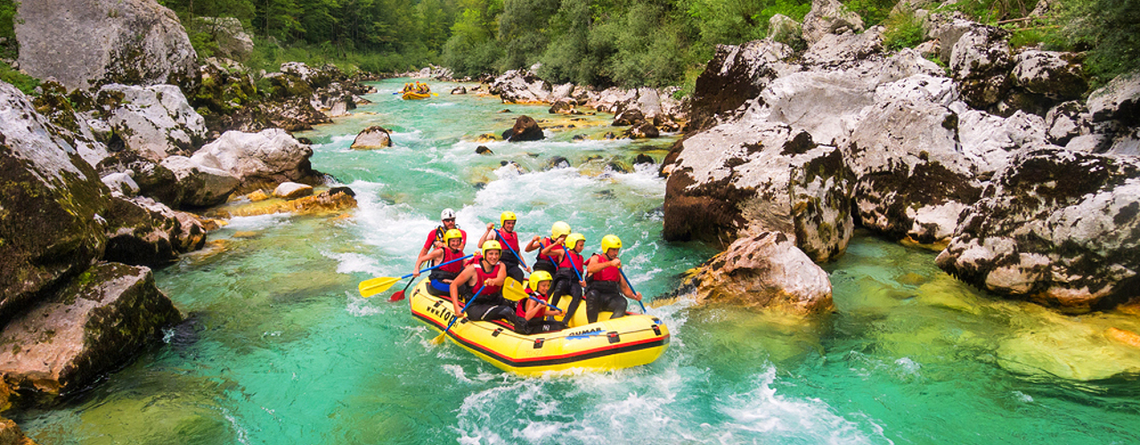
xmin=1087 ymin=72 xmax=1140 ymax=126
xmin=0 ymin=82 xmax=110 ymax=322
xmin=189 ymin=128 xmax=317 ymax=188
xmin=801 ymin=0 xmax=865 ymax=46
xmin=678 ymin=232 xmax=833 ymax=314
xmin=97 ymin=84 xmax=208 ymax=162
xmin=15 ymin=0 xmax=198 ymax=91
xmin=954 ymin=106 xmax=1047 ymax=177
xmin=768 ymin=14 xmax=805 ymax=49
xmin=489 ymin=69 xmax=551 ymax=104
xmin=1011 ymin=50 xmax=1087 ymax=102
xmin=350 ymin=126 xmax=392 ymax=149
xmin=160 ymin=155 xmax=240 ymax=207
xmin=193 ymin=17 xmax=254 ymax=60
xmin=687 ymin=40 xmax=794 ymax=131
xmin=802 ymin=26 xmax=884 ymax=67
xmin=662 ymin=118 xmax=853 ymax=262
xmin=101 ymin=195 xmax=207 ymax=266
xmin=950 ymin=26 xmax=1013 ymax=110
xmin=844 ymin=82 xmax=982 ymax=246
xmin=936 ymin=147 xmax=1140 ymax=313
xmin=502 ymin=115 xmax=545 ymax=142
xmin=0 ymin=262 xmax=182 ymax=402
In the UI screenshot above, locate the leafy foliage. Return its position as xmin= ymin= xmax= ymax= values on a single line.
xmin=1058 ymin=0 xmax=1140 ymax=86
xmin=881 ymin=8 xmax=926 ymax=51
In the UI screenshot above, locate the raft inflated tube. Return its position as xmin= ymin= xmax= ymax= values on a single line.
xmin=402 ymin=91 xmax=431 ymax=100
xmin=408 ymin=278 xmax=669 ymax=376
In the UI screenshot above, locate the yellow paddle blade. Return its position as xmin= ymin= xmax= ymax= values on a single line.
xmin=358 ymin=276 xmax=401 ymax=298
xmin=502 ymin=277 xmax=529 ymax=301
xmin=430 ymin=332 xmax=446 ymax=345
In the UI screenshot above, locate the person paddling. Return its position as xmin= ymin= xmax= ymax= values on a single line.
xmin=549 ymin=232 xmax=587 ymax=324
xmin=477 ymin=211 xmax=529 ymax=284
xmin=514 ymin=271 xmax=566 ymax=335
xmin=413 ymin=229 xmax=465 ymax=296
xmin=449 ymin=241 xmax=522 ymax=325
xmin=525 ymin=221 xmax=570 ymax=275
xmin=417 ymin=208 xmax=466 ymax=269
xmin=583 ymin=235 xmax=642 ymax=323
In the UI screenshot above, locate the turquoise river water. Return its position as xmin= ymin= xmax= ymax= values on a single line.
xmin=15 ymin=79 xmax=1140 ymax=444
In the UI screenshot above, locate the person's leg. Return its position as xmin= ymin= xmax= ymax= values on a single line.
xmin=506 ymin=264 xmax=524 ymax=284
xmin=585 ymin=289 xmax=603 ymax=324
xmin=606 ymin=293 xmax=629 ymax=319
xmin=562 ymin=281 xmax=584 ymax=324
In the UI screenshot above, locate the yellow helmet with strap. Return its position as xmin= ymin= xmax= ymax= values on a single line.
xmin=600 ymin=234 xmax=622 ymax=253
xmin=443 ymin=229 xmax=463 ymax=244
xmin=564 ymin=233 xmax=586 ymax=249
xmin=481 ymin=240 xmax=502 ymax=257
xmin=551 ymin=221 xmax=571 ymax=239
xmin=500 ymin=211 xmax=517 ymax=226
xmin=530 ymin=270 xmax=553 ymax=285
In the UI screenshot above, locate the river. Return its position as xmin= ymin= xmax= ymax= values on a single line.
xmin=14 ymin=79 xmax=1140 ymax=444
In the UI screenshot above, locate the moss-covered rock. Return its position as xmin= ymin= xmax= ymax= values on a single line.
xmin=0 ymin=262 xmax=181 ymax=404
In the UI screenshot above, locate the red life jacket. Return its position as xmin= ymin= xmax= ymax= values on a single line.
xmin=516 ymin=291 xmax=549 ymax=318
xmin=498 ymin=230 xmax=521 ymax=263
xmin=535 ymin=237 xmax=560 ymax=262
xmin=589 ymin=253 xmax=621 ymax=282
xmin=558 ymin=249 xmax=584 ymax=275
xmin=439 ymin=248 xmax=465 ymax=274
xmin=474 ymin=261 xmax=502 ymax=295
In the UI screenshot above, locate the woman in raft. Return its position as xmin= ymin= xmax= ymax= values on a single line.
xmin=412 ymin=229 xmax=465 ymax=296
xmin=449 ymin=240 xmax=523 ymax=325
xmin=515 ymin=271 xmax=566 ymax=334
xmin=549 ymin=232 xmax=587 ymax=323
xmin=584 ymin=235 xmax=643 ymax=323
xmin=525 ymin=221 xmax=570 ymax=275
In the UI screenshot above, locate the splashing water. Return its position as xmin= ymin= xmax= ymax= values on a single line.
xmin=14 ymin=79 xmax=1140 ymax=444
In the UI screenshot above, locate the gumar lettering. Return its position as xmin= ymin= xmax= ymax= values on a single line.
xmin=566 ymin=328 xmax=604 ymax=339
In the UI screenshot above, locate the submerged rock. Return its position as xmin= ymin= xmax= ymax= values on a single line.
xmin=350 ymin=126 xmax=392 ymax=149
xmin=502 ymin=115 xmax=545 ymax=142
xmin=680 ymin=232 xmax=833 ymax=314
xmin=0 ymin=262 xmax=182 ymax=402
xmin=936 ymin=147 xmax=1140 ymax=313
xmin=15 ymin=0 xmax=198 ymax=91
xmin=273 ymin=182 xmax=313 ymax=199
xmin=212 ymin=188 xmax=357 ymax=218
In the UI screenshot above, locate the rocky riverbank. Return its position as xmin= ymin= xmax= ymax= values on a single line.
xmin=659 ymin=0 xmax=1139 ymax=316
xmin=0 ymin=0 xmax=366 ymax=428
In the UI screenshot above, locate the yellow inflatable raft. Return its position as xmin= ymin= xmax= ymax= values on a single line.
xmin=409 ymin=278 xmax=670 ymax=376
xmin=402 ymin=90 xmax=432 ymax=100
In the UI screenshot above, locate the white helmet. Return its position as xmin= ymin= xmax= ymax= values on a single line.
xmin=440 ymin=208 xmax=457 ymax=220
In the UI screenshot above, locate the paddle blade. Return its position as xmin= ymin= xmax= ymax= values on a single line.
xmin=430 ymin=332 xmax=446 ymax=345
xmin=358 ymin=276 xmax=400 ymax=298
xmin=502 ymin=277 xmax=528 ymax=301
xmin=388 ymin=290 xmax=407 ymax=302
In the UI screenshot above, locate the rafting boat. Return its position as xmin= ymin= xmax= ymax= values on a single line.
xmin=408 ymin=278 xmax=669 ymax=376
xmin=402 ymin=90 xmax=432 ymax=100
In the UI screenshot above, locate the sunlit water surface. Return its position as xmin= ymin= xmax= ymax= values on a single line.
xmin=16 ymin=79 xmax=1140 ymax=444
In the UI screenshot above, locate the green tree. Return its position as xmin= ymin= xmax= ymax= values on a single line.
xmin=1061 ymin=0 xmax=1140 ymax=84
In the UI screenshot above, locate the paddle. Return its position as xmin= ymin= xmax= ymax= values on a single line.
xmin=618 ymin=268 xmax=648 ymax=314
xmin=432 ymin=284 xmax=485 ymax=345
xmin=358 ymin=254 xmax=473 ymax=299
xmin=494 ymin=227 xmax=530 ymax=271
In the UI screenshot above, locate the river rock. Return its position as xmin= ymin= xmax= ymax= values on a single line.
xmin=955 ymin=107 xmax=1047 ymax=177
xmin=925 ymin=16 xmax=982 ymax=63
xmin=0 ymin=82 xmax=110 ymax=322
xmin=451 ymin=86 xmax=467 ymax=95
xmin=102 ymin=172 xmax=140 ymax=196
xmin=489 ymin=69 xmax=551 ymax=104
xmin=1011 ymin=50 xmax=1087 ymax=101
xmin=680 ymin=232 xmax=833 ymax=314
xmin=0 ymin=262 xmax=181 ymax=402
xmin=844 ymin=89 xmax=982 ymax=245
xmin=193 ymin=17 xmax=254 ymax=60
xmin=274 ymin=182 xmax=313 ymax=199
xmin=102 ymin=195 xmax=202 ymax=266
xmin=687 ymin=39 xmax=794 ymax=131
xmin=190 ymin=128 xmax=317 ymax=188
xmin=160 ymin=155 xmax=240 ymax=207
xmin=936 ymin=147 xmax=1140 ymax=313
xmin=1044 ymin=101 xmax=1091 ymax=146
xmin=663 ymin=118 xmax=853 ymax=262
xmin=0 ymin=418 xmax=31 ymax=444
xmin=950 ymin=26 xmax=1013 ymax=109
xmin=212 ymin=188 xmax=357 ymax=218
xmin=15 ymin=0 xmax=198 ymax=91
xmin=502 ymin=115 xmax=545 ymax=142
xmin=768 ymin=14 xmax=804 ymax=48
xmin=1086 ymin=72 xmax=1140 ymax=125
xmin=613 ymin=109 xmax=645 ymax=126
xmin=98 ymin=84 xmax=208 ymax=162
xmin=350 ymin=126 xmax=392 ymax=149
xmin=548 ymin=98 xmax=579 ymax=115
xmin=802 ymin=26 xmax=884 ymax=67
xmin=802 ymin=0 xmax=864 ymax=46
xmin=624 ymin=122 xmax=660 ymax=139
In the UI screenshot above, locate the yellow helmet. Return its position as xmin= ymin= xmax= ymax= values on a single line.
xmin=601 ymin=234 xmax=622 ymax=253
xmin=564 ymin=232 xmax=586 ymax=249
xmin=481 ymin=240 xmax=502 ymax=257
xmin=443 ymin=229 xmax=463 ymax=244
xmin=530 ymin=270 xmax=553 ymax=284
xmin=551 ymin=221 xmax=571 ymax=239
xmin=500 ymin=211 xmax=517 ymax=226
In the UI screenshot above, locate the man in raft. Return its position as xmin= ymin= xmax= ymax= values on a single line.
xmin=450 ymin=240 xmax=522 ymax=325
xmin=413 ymin=229 xmax=465 ymax=296
xmin=549 ymin=232 xmax=587 ymax=324
xmin=525 ymin=221 xmax=570 ymax=275
xmin=515 ymin=271 xmax=566 ymax=334
xmin=477 ymin=211 xmax=530 ymax=284
xmin=418 ymin=208 xmax=466 ymax=268
xmin=584 ymin=235 xmax=643 ymax=323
